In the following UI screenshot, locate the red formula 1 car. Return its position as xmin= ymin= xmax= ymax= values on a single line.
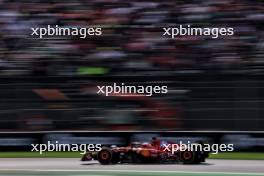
xmin=81 ymin=138 xmax=209 ymax=164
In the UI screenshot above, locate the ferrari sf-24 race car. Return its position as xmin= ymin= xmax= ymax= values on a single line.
xmin=81 ymin=138 xmax=209 ymax=164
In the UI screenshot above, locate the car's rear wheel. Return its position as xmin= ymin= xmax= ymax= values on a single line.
xmin=180 ymin=151 xmax=196 ymax=164
xmin=98 ymin=148 xmax=112 ymax=165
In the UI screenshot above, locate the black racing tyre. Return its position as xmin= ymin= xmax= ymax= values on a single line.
xmin=180 ymin=151 xmax=196 ymax=164
xmin=97 ymin=148 xmax=112 ymax=165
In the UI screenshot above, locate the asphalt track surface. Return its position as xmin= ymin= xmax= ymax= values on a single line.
xmin=0 ymin=158 xmax=264 ymax=176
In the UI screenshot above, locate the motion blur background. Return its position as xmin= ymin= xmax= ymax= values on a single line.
xmin=0 ymin=0 xmax=264 ymax=132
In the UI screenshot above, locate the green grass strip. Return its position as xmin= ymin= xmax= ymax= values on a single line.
xmin=209 ymin=152 xmax=264 ymax=160
xmin=0 ymin=152 xmax=81 ymax=158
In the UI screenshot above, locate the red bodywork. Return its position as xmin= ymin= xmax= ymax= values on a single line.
xmin=110 ymin=141 xmax=180 ymax=161
xmin=81 ymin=139 xmax=207 ymax=164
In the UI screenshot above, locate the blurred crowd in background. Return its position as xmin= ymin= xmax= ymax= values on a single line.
xmin=0 ymin=0 xmax=263 ymax=76
xmin=0 ymin=0 xmax=263 ymax=131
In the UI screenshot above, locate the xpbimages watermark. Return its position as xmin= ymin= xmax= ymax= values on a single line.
xmin=163 ymin=25 xmax=234 ymax=39
xmin=97 ymin=83 xmax=168 ymax=96
xmin=31 ymin=25 xmax=102 ymax=39
xmin=31 ymin=141 xmax=102 ymax=154
xmin=162 ymin=141 xmax=234 ymax=154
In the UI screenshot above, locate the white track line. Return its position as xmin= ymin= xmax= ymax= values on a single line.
xmin=0 ymin=131 xmax=263 ymax=133
xmin=0 ymin=169 xmax=263 ymax=175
